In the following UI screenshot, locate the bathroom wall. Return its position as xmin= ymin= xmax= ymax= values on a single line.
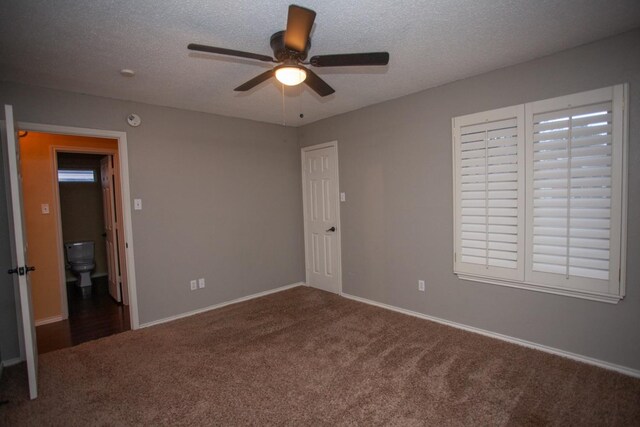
xmin=19 ymin=132 xmax=118 ymax=323
xmin=58 ymin=153 xmax=109 ymax=280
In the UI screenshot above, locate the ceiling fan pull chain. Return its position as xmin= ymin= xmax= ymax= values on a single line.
xmin=282 ymin=83 xmax=286 ymax=127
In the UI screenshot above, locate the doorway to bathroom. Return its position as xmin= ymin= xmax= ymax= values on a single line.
xmin=17 ymin=131 xmax=132 ymax=354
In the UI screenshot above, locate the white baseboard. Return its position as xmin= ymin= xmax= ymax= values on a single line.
xmin=34 ymin=315 xmax=64 ymax=327
xmin=1 ymin=357 xmax=23 ymax=367
xmin=341 ymin=292 xmax=640 ymax=379
xmin=139 ymin=282 xmax=305 ymax=329
xmin=1 ymin=357 xmax=24 ymax=382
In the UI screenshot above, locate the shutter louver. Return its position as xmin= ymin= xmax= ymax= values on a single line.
xmin=531 ymin=102 xmax=613 ymax=281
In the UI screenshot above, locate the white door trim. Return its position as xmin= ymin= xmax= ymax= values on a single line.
xmin=16 ymin=122 xmax=140 ymax=329
xmin=301 ymin=141 xmax=343 ymax=294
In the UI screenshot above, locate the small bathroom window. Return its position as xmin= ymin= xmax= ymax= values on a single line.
xmin=57 ymin=169 xmax=96 ymax=183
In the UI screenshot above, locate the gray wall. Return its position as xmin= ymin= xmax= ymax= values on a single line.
xmin=0 ymin=84 xmax=305 ymax=361
xmin=298 ymin=29 xmax=640 ymax=370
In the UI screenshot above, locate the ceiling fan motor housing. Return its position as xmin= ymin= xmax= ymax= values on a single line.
xmin=270 ymin=31 xmax=310 ymax=62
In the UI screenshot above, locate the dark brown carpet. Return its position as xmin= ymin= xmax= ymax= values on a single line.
xmin=1 ymin=286 xmax=638 ymax=426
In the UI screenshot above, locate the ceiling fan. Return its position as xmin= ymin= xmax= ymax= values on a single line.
xmin=188 ymin=4 xmax=389 ymax=97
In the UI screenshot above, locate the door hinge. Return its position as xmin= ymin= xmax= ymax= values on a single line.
xmin=454 ymin=252 xmax=457 ymax=262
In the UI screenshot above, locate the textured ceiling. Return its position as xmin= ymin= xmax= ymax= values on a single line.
xmin=1 ymin=0 xmax=639 ymax=126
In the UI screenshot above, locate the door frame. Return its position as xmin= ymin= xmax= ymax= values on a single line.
xmin=52 ymin=146 xmax=126 ymax=319
xmin=16 ymin=122 xmax=140 ymax=329
xmin=301 ymin=141 xmax=343 ymax=294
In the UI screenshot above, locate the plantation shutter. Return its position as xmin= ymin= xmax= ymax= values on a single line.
xmin=525 ymin=86 xmax=624 ymax=297
xmin=454 ymin=105 xmax=525 ymax=281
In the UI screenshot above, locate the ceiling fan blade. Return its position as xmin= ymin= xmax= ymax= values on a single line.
xmin=304 ymin=68 xmax=335 ymax=97
xmin=234 ymin=69 xmax=275 ymax=91
xmin=188 ymin=43 xmax=274 ymax=62
xmin=284 ymin=5 xmax=316 ymax=52
xmin=310 ymin=52 xmax=390 ymax=67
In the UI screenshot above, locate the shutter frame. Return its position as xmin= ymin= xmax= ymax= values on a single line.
xmin=524 ymin=85 xmax=625 ymax=298
xmin=453 ymin=105 xmax=525 ymax=282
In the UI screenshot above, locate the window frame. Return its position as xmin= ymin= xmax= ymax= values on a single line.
xmin=452 ymin=84 xmax=628 ymax=304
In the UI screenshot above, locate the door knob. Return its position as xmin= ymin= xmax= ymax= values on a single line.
xmin=25 ymin=266 xmax=36 ymax=273
xmin=7 ymin=266 xmax=26 ymax=276
xmin=326 ymin=226 xmax=336 ymax=232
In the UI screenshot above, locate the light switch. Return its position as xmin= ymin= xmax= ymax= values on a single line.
xmin=41 ymin=203 xmax=50 ymax=214
xmin=134 ymin=199 xmax=142 ymax=210
xmin=340 ymin=192 xmax=346 ymax=202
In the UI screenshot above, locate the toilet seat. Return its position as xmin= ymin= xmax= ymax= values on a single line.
xmin=70 ymin=262 xmax=95 ymax=272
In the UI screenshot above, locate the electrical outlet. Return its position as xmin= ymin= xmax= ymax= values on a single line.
xmin=418 ymin=280 xmax=425 ymax=292
xmin=190 ymin=280 xmax=197 ymax=291
xmin=198 ymin=278 xmax=205 ymax=289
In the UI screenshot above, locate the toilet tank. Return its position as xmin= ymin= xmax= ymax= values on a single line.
xmin=64 ymin=241 xmax=95 ymax=263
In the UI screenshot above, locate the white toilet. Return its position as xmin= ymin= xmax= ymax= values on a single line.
xmin=65 ymin=241 xmax=95 ymax=290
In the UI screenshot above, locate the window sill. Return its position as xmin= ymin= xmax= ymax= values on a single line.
xmin=455 ymin=273 xmax=623 ymax=304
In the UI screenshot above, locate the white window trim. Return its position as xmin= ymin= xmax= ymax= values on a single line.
xmin=452 ymin=84 xmax=628 ymax=304
xmin=456 ymin=274 xmax=623 ymax=304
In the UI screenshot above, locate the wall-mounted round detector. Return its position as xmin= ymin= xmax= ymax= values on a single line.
xmin=127 ymin=113 xmax=141 ymax=127
xmin=120 ymin=69 xmax=135 ymax=77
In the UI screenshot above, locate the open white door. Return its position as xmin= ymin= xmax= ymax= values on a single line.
xmin=100 ymin=155 xmax=121 ymax=302
xmin=2 ymin=105 xmax=38 ymax=399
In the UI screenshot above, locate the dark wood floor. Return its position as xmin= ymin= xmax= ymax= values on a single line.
xmin=35 ymin=277 xmax=130 ymax=354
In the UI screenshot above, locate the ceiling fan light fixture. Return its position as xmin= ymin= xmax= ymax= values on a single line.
xmin=275 ymin=65 xmax=307 ymax=86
